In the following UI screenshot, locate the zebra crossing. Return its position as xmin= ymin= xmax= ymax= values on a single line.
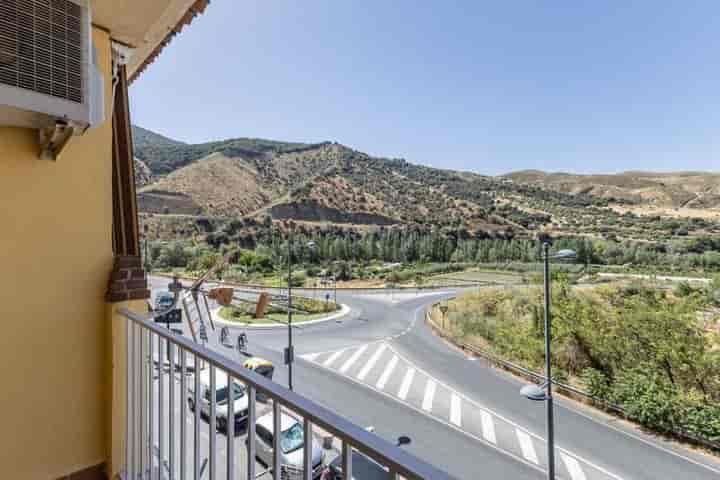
xmin=301 ymin=342 xmax=622 ymax=480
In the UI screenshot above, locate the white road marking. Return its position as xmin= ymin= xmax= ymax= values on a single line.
xmin=357 ymin=344 xmax=386 ymax=381
xmin=375 ymin=355 xmax=398 ymax=390
xmin=259 ymin=341 xmax=549 ymax=477
xmin=397 ymin=368 xmax=416 ymax=400
xmin=303 ymin=336 xmax=630 ymax=480
xmin=339 ymin=345 xmax=368 ymax=373
xmin=480 ymin=410 xmax=497 ymax=444
xmin=323 ymin=349 xmax=346 ymax=367
xmin=301 ymin=352 xmax=320 ymax=362
xmin=383 ymin=341 xmax=629 ymax=479
xmin=450 ymin=393 xmax=462 ymax=426
xmin=516 ymin=429 xmax=539 ymax=464
xmin=422 ymin=379 xmax=436 ymax=412
xmin=562 ymin=453 xmax=588 ymax=480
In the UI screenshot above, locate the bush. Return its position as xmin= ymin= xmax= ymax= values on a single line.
xmin=236 ymin=250 xmax=273 ymax=273
xmin=305 ymin=265 xmax=322 ymax=277
xmin=333 ymin=261 xmax=352 ymax=281
xmin=679 ymin=395 xmax=720 ymax=442
xmin=293 ymin=296 xmax=338 ymax=314
xmin=581 ymin=368 xmax=612 ymax=400
xmin=674 ymin=281 xmax=696 ymax=298
xmin=287 ymin=271 xmax=306 ymax=287
xmin=611 ymin=368 xmax=678 ymax=433
xmin=154 ymin=242 xmax=191 ymax=269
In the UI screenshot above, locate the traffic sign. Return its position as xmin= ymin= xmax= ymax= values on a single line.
xmin=155 ymin=308 xmax=182 ymax=324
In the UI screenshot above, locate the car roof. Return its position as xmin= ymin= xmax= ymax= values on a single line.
xmin=256 ymin=411 xmax=299 ymax=432
xmin=330 ymin=451 xmax=387 ymax=478
xmin=198 ymin=369 xmax=243 ymax=390
xmin=156 ymin=291 xmax=173 ymax=299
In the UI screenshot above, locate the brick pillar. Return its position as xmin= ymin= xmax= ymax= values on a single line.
xmin=106 ymin=255 xmax=150 ymax=303
xmin=105 ymin=256 xmax=149 ymax=479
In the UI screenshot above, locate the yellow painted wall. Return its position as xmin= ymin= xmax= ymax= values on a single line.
xmin=0 ymin=27 xmax=114 ymax=479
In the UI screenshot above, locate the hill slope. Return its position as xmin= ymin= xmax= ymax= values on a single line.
xmin=504 ymin=170 xmax=720 ymax=209
xmin=133 ymin=126 xmax=720 ymax=241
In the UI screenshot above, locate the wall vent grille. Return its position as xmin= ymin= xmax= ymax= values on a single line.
xmin=0 ymin=0 xmax=84 ymax=104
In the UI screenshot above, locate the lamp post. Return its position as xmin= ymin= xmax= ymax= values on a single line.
xmin=285 ymin=232 xmax=316 ymax=392
xmin=520 ymin=240 xmax=576 ymax=480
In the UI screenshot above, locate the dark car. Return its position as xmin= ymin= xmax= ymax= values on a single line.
xmin=154 ymin=291 xmax=174 ymax=310
xmin=322 ymin=451 xmax=387 ymax=480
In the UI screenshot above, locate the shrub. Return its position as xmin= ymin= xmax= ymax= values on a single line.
xmin=610 ymin=368 xmax=678 ymax=433
xmin=287 ymin=271 xmax=306 ymax=287
xmin=679 ymin=394 xmax=720 ymax=442
xmin=674 ymin=281 xmax=696 ymax=298
xmin=581 ymin=368 xmax=612 ymax=400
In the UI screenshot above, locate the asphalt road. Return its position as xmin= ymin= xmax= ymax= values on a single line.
xmin=148 ymin=276 xmax=720 ymax=480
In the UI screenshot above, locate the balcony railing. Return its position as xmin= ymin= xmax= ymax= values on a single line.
xmin=119 ymin=307 xmax=454 ymax=480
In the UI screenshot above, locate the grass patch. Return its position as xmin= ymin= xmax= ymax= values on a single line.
xmin=218 ymin=295 xmax=340 ymax=325
xmin=218 ymin=307 xmax=334 ymax=325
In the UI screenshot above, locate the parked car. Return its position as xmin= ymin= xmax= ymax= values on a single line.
xmin=188 ymin=369 xmax=249 ymax=432
xmin=243 ymin=356 xmax=274 ymax=401
xmin=154 ymin=291 xmax=174 ymax=310
xmin=252 ymin=411 xmax=325 ymax=479
xmin=321 ymin=451 xmax=388 ymax=480
xmin=321 ymin=434 xmax=409 ymax=480
xmin=243 ymin=357 xmax=274 ymax=381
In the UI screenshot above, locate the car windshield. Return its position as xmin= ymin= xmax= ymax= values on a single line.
xmin=280 ymin=422 xmax=304 ymax=454
xmin=156 ymin=294 xmax=173 ymax=307
xmin=211 ymin=382 xmax=245 ymax=404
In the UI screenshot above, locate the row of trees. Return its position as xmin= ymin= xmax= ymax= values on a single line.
xmin=151 ymin=230 xmax=720 ymax=273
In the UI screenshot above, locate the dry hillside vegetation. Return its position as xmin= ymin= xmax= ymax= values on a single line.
xmin=505 ymin=170 xmax=720 ymax=209
xmin=138 ymin=153 xmax=271 ymax=217
xmin=132 ymin=126 xmax=720 ymax=241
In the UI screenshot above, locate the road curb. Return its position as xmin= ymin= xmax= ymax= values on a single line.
xmin=211 ymin=303 xmax=351 ymax=329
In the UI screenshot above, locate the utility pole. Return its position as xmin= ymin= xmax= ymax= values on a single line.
xmin=286 ymin=226 xmax=294 ymax=391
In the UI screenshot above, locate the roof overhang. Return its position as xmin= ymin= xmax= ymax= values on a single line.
xmin=91 ymin=0 xmax=210 ymax=82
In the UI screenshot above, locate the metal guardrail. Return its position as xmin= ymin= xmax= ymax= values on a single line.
xmin=120 ymin=306 xmax=454 ymax=480
xmin=426 ymin=303 xmax=720 ymax=453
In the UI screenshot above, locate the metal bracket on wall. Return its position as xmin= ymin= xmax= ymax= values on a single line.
xmin=38 ymin=122 xmax=75 ymax=161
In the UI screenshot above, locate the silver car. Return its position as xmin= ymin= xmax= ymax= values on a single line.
xmin=253 ymin=411 xmax=325 ymax=479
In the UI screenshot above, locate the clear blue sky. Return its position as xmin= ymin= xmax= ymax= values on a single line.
xmin=130 ymin=1 xmax=720 ymax=175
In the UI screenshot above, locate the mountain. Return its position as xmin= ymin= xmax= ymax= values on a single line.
xmin=135 ymin=139 xmax=522 ymax=233
xmin=131 ymin=125 xmax=319 ymax=176
xmin=132 ymin=126 xmax=720 ymax=241
xmin=504 ymin=170 xmax=720 ymax=209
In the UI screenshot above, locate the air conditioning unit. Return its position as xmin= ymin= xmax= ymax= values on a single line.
xmin=0 ymin=0 xmax=104 ymax=134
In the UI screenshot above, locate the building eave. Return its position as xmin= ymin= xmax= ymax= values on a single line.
xmin=127 ymin=0 xmax=210 ymax=83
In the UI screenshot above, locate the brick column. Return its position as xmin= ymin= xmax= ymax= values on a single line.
xmin=105 ymin=255 xmax=149 ymax=479
xmin=106 ymin=255 xmax=150 ymax=302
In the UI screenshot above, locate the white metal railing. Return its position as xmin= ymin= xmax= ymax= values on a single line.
xmin=120 ymin=306 xmax=454 ymax=480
